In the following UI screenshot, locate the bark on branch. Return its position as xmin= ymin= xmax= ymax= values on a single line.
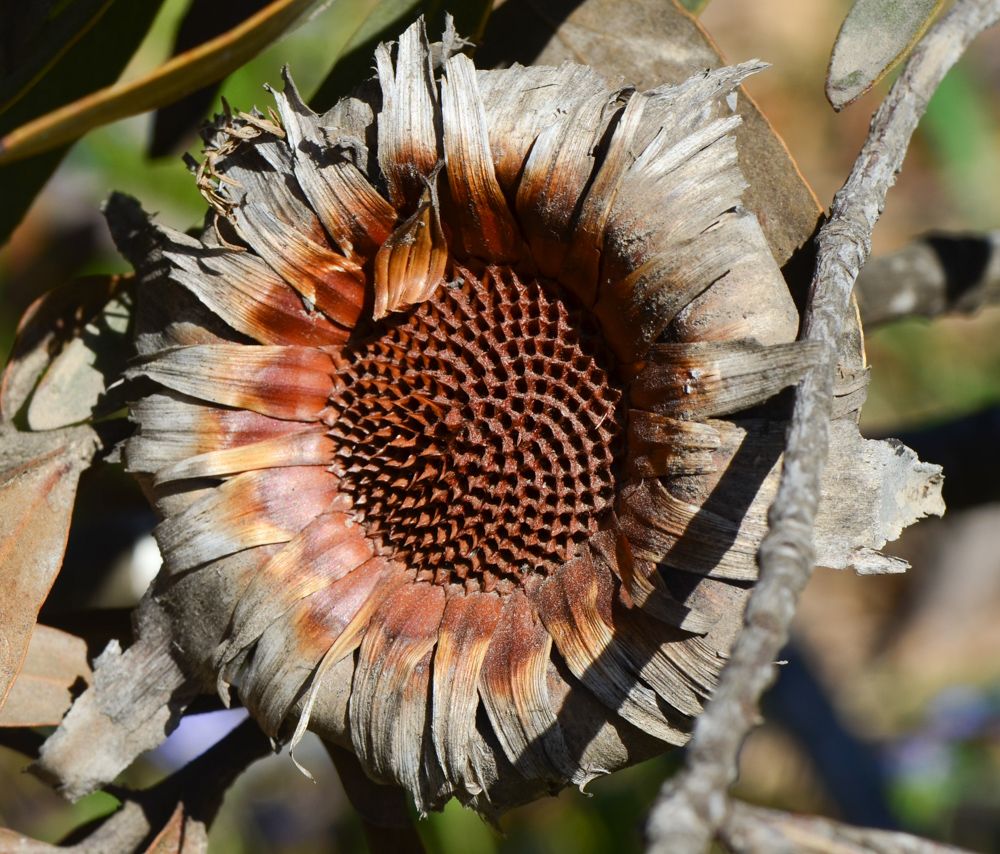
xmin=644 ymin=2 xmax=1000 ymax=852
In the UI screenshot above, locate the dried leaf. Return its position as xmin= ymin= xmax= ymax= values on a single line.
xmin=375 ymin=17 xmax=441 ymax=210
xmin=37 ymin=719 xmax=268 ymax=850
xmin=440 ymin=53 xmax=521 ymax=263
xmin=373 ymin=198 xmax=449 ymax=318
xmin=35 ymin=628 xmax=198 ymax=801
xmin=128 ymin=344 xmax=335 ymax=423
xmin=816 ymin=420 xmax=946 ymax=574
xmin=0 ymin=625 xmax=92 ymax=727
xmin=432 ymin=592 xmax=502 ymax=797
xmin=826 ymin=0 xmax=944 ymax=110
xmin=0 ymin=426 xmax=99 ymax=715
xmin=1 ymin=273 xmax=129 ymax=425
xmin=0 ymin=0 xmax=342 ymax=165
xmin=630 ymin=340 xmax=822 ymax=419
xmin=28 ymin=292 xmax=131 ymax=430
xmin=143 ymin=802 xmax=209 ymax=854
xmin=479 ymin=589 xmax=584 ymax=785
xmin=144 ymin=804 xmax=185 ymax=854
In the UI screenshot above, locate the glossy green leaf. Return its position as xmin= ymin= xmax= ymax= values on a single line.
xmin=0 ymin=1 xmax=51 ymax=71
xmin=149 ymin=0 xmax=273 ymax=158
xmin=309 ymin=0 xmax=493 ymax=112
xmin=0 ymin=0 xmax=336 ymax=167
xmin=2 ymin=149 xmax=66 ymax=249
xmin=0 ymin=0 xmax=167 ymax=248
xmin=0 ymin=0 xmax=116 ymax=118
xmin=827 ymin=0 xmax=944 ymax=110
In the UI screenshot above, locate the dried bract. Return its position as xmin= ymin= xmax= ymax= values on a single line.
xmin=97 ymin=19 xmax=941 ymax=817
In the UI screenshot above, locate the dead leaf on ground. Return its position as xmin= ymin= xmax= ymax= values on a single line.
xmin=0 ymin=624 xmax=92 ymax=727
xmin=1 ymin=274 xmax=130 ymax=426
xmin=0 ymin=425 xmax=100 ymax=715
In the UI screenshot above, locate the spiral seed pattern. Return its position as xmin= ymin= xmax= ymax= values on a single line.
xmin=325 ymin=266 xmax=623 ymax=591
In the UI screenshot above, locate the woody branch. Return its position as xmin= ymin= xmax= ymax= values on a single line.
xmin=644 ymin=1 xmax=1000 ymax=852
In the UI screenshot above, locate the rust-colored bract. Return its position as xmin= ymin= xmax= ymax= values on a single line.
xmin=113 ymin=19 xmax=831 ymax=817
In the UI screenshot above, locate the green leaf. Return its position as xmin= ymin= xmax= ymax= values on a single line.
xmin=149 ymin=0 xmax=274 ymax=158
xmin=1 ymin=148 xmax=66 ymax=250
xmin=0 ymin=0 xmax=167 ymax=248
xmin=826 ymin=0 xmax=944 ymax=110
xmin=308 ymin=0 xmax=494 ymax=112
xmin=0 ymin=0 xmax=336 ymax=167
xmin=0 ymin=0 xmax=116 ymax=118
xmin=309 ymin=0 xmax=420 ymax=111
xmin=676 ymin=0 xmax=712 ymax=14
xmin=0 ymin=1 xmax=52 ymax=70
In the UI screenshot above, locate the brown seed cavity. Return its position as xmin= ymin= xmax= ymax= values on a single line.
xmin=325 ymin=265 xmax=624 ymax=592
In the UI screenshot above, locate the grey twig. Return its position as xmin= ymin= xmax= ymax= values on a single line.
xmin=855 ymin=230 xmax=1000 ymax=326
xmin=644 ymin=2 xmax=1000 ymax=852
xmin=719 ymin=800 xmax=975 ymax=854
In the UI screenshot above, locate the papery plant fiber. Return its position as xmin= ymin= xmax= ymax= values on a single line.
xmin=102 ymin=17 xmax=918 ymax=818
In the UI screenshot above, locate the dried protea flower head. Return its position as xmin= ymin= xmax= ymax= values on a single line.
xmin=103 ymin=17 xmax=914 ymax=818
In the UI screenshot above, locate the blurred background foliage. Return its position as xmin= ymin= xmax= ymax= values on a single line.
xmin=4 ymin=0 xmax=1000 ymax=851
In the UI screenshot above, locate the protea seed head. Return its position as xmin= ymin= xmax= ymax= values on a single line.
xmin=110 ymin=18 xmax=829 ymax=817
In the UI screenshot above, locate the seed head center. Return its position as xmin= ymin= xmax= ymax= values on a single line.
xmin=325 ymin=267 xmax=623 ymax=593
